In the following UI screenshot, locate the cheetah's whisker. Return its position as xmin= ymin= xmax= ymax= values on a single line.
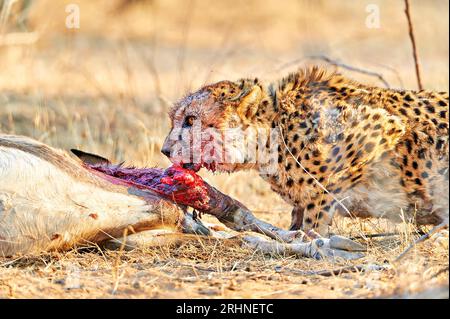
xmin=278 ymin=125 xmax=353 ymax=218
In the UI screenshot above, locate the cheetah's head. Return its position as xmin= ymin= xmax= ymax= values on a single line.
xmin=161 ymin=79 xmax=273 ymax=173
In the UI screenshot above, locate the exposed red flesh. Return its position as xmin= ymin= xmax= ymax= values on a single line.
xmin=88 ymin=164 xmax=211 ymax=210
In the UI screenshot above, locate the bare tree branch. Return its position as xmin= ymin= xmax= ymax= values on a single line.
xmin=277 ymin=55 xmax=391 ymax=88
xmin=404 ymin=0 xmax=424 ymax=90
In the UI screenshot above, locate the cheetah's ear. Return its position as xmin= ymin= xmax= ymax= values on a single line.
xmin=236 ymin=85 xmax=263 ymax=123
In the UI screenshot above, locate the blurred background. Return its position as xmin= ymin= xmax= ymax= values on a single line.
xmin=0 ymin=0 xmax=448 ymax=224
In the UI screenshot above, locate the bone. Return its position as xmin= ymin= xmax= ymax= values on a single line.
xmin=242 ymin=235 xmax=365 ymax=260
xmin=329 ymin=235 xmax=366 ymax=252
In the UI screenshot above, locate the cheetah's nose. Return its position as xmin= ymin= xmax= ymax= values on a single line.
xmin=161 ymin=147 xmax=171 ymax=158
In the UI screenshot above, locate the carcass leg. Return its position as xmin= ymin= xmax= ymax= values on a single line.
xmin=241 ymin=234 xmax=365 ymax=260
xmin=180 ymin=208 xmax=211 ymax=236
xmin=125 ymin=165 xmax=366 ymax=259
xmin=202 ymin=186 xmax=366 ymax=259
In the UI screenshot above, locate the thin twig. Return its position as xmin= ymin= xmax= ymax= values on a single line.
xmin=349 ymin=230 xmax=427 ymax=241
xmin=276 ymin=55 xmax=390 ymax=88
xmin=350 ymin=232 xmax=401 ymax=240
xmin=428 ymin=266 xmax=449 ymax=279
xmin=276 ymin=264 xmax=389 ymax=277
xmin=371 ymin=62 xmax=405 ymax=88
xmin=278 ymin=126 xmax=354 ymax=219
xmin=0 ymin=256 xmax=24 ymax=267
xmin=394 ymin=222 xmax=448 ymax=262
xmin=404 ymin=0 xmax=423 ymax=90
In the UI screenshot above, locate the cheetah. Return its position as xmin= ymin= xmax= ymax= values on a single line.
xmin=162 ymin=66 xmax=449 ymax=237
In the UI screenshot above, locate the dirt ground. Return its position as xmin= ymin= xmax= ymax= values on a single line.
xmin=0 ymin=0 xmax=448 ymax=298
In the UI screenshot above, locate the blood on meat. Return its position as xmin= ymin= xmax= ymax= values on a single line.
xmin=88 ymin=164 xmax=210 ymax=210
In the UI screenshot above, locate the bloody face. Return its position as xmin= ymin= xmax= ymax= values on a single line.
xmin=161 ymin=82 xmax=261 ymax=174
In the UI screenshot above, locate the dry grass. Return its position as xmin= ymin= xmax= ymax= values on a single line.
xmin=0 ymin=0 xmax=448 ymax=298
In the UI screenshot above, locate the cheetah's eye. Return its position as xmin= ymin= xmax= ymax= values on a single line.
xmin=183 ymin=115 xmax=196 ymax=127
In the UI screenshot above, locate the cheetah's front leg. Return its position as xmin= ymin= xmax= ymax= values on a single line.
xmin=289 ymin=206 xmax=305 ymax=231
xmin=299 ymin=193 xmax=338 ymax=236
xmin=289 ymin=193 xmax=369 ymax=256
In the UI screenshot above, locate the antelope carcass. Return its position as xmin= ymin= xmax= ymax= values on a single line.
xmin=0 ymin=134 xmax=364 ymax=259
